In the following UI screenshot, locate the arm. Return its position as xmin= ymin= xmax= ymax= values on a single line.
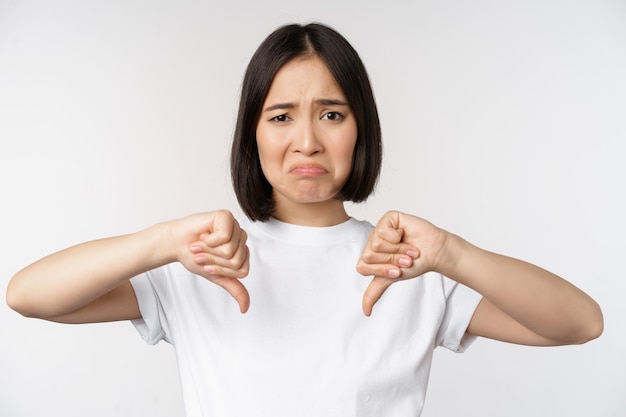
xmin=357 ymin=211 xmax=603 ymax=346
xmin=6 ymin=210 xmax=250 ymax=323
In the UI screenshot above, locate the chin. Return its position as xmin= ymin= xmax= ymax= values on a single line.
xmin=296 ymin=195 xmax=342 ymax=206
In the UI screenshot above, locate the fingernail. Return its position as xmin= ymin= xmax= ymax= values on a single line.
xmin=398 ymin=257 xmax=411 ymax=267
xmin=389 ymin=268 xmax=400 ymax=278
xmin=407 ymin=249 xmax=418 ymax=258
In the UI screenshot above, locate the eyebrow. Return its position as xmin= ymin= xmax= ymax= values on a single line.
xmin=263 ymin=98 xmax=349 ymax=112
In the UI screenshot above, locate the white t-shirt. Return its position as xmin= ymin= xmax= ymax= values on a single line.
xmin=130 ymin=216 xmax=482 ymax=417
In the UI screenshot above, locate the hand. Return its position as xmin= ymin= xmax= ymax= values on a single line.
xmin=357 ymin=211 xmax=449 ymax=316
xmin=169 ymin=210 xmax=250 ymax=313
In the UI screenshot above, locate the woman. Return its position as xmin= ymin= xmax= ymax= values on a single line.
xmin=6 ymin=23 xmax=602 ymax=416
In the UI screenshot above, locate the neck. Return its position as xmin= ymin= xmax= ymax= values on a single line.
xmin=272 ymin=198 xmax=350 ymax=227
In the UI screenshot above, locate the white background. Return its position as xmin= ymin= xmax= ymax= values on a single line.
xmin=1 ymin=0 xmax=624 ymax=416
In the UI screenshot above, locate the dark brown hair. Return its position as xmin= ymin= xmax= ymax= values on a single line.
xmin=231 ymin=23 xmax=382 ymax=221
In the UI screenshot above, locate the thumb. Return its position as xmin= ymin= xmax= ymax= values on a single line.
xmin=362 ymin=276 xmax=393 ymax=317
xmin=212 ymin=276 xmax=250 ymax=313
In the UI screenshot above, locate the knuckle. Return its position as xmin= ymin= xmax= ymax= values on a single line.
xmin=221 ymin=244 xmax=237 ymax=259
xmin=377 ymin=267 xmax=388 ymax=277
xmin=210 ymin=230 xmax=230 ymax=245
xmin=361 ymin=252 xmax=375 ymax=263
xmin=215 ymin=209 xmax=233 ymax=219
xmin=238 ymin=266 xmax=249 ymax=278
xmin=205 ymin=266 xmax=221 ymax=279
xmin=371 ymin=239 xmax=382 ymax=251
xmin=233 ymin=259 xmax=250 ymax=275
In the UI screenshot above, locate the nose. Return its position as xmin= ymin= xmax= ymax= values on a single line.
xmin=292 ymin=118 xmax=323 ymax=156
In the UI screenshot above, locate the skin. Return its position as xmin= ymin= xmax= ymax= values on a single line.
xmin=7 ymin=211 xmax=251 ymax=321
xmin=357 ymin=211 xmax=604 ymax=345
xmin=256 ymin=55 xmax=357 ymax=227
xmin=6 ymin=56 xmax=603 ymax=347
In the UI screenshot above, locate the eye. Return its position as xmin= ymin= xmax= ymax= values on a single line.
xmin=321 ymin=111 xmax=344 ymax=121
xmin=270 ymin=114 xmax=291 ymax=122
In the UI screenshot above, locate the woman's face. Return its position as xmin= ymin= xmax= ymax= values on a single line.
xmin=255 ymin=56 xmax=357 ymax=217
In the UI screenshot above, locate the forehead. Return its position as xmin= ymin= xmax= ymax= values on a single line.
xmin=265 ymin=56 xmax=346 ymax=101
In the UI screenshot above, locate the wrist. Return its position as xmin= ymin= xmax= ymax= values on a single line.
xmin=141 ymin=221 xmax=179 ymax=268
xmin=434 ymin=230 xmax=467 ymax=280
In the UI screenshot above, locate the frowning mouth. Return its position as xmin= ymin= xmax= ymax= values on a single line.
xmin=289 ymin=163 xmax=327 ymax=176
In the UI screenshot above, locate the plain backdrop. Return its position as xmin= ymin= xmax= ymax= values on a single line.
xmin=1 ymin=1 xmax=624 ymax=416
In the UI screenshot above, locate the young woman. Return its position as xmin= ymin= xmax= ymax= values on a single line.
xmin=6 ymin=23 xmax=602 ymax=417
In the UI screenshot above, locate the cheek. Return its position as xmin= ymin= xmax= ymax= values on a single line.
xmin=256 ymin=146 xmax=272 ymax=179
xmin=340 ymin=143 xmax=355 ymax=166
xmin=339 ymin=129 xmax=358 ymax=170
xmin=255 ymin=127 xmax=272 ymax=168
xmin=256 ymin=138 xmax=282 ymax=181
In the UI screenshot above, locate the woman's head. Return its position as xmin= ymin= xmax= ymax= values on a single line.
xmin=231 ymin=23 xmax=382 ymax=221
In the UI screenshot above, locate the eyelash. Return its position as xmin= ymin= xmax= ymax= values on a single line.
xmin=322 ymin=111 xmax=344 ymax=121
xmin=269 ymin=112 xmax=344 ymax=123
xmin=270 ymin=114 xmax=291 ymax=122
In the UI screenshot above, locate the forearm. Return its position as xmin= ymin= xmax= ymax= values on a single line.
xmin=443 ymin=233 xmax=603 ymax=343
xmin=6 ymin=222 xmax=172 ymax=319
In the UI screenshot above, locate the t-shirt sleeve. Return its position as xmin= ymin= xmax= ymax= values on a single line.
xmin=435 ymin=274 xmax=483 ymax=353
xmin=129 ymin=268 xmax=170 ymax=345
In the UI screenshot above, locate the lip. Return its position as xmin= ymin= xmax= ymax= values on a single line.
xmin=289 ymin=162 xmax=328 ymax=176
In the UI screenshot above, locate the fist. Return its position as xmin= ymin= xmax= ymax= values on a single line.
xmin=171 ymin=210 xmax=250 ymax=313
xmin=357 ymin=211 xmax=448 ymax=316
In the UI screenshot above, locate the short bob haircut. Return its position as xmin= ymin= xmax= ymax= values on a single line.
xmin=231 ymin=23 xmax=382 ymax=221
